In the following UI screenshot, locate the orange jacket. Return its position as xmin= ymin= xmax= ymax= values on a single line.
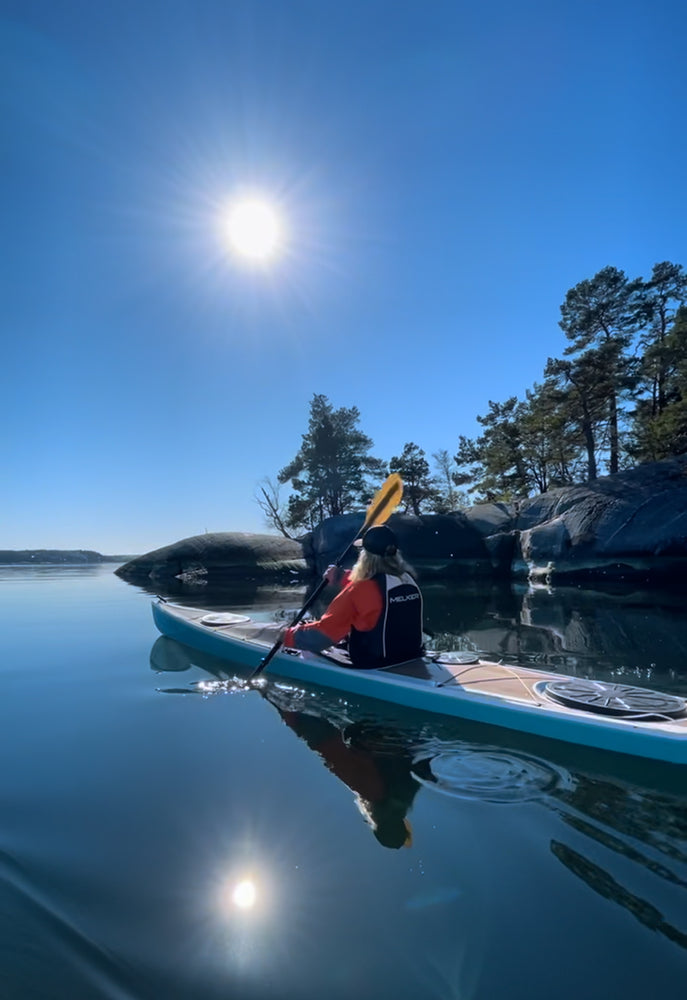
xmin=283 ymin=571 xmax=383 ymax=647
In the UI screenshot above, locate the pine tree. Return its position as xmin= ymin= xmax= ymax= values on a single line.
xmin=631 ymin=306 xmax=687 ymax=460
xmin=636 ymin=262 xmax=687 ymax=419
xmin=559 ymin=266 xmax=641 ymax=474
xmin=278 ymin=394 xmax=386 ymax=531
xmin=389 ymin=443 xmax=436 ymax=514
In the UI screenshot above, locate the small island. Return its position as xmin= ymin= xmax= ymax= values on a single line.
xmin=0 ymin=550 xmax=133 ymax=565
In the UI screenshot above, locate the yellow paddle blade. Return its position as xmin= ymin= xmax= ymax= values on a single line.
xmin=361 ymin=473 xmax=404 ymax=533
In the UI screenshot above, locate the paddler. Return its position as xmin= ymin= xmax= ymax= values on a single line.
xmin=282 ymin=525 xmax=424 ymax=669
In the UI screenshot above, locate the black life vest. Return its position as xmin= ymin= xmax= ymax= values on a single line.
xmin=348 ymin=572 xmax=423 ymax=669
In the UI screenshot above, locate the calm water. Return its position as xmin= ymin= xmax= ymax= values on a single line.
xmin=2 ymin=565 xmax=687 ymax=999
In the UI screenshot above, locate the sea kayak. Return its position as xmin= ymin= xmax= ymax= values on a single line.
xmin=151 ymin=599 xmax=687 ymax=765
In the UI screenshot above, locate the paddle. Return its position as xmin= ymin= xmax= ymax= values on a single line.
xmin=250 ymin=473 xmax=404 ymax=679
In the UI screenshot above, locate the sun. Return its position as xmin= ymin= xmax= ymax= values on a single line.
xmin=224 ymin=198 xmax=283 ymax=262
xmin=231 ymin=878 xmax=257 ymax=909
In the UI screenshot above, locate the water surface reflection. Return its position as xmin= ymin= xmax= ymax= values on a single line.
xmin=144 ymin=576 xmax=687 ymax=691
xmin=6 ymin=565 xmax=687 ymax=999
xmin=146 ymin=578 xmax=687 ymax=991
xmin=151 ymin=630 xmax=687 ymax=976
xmin=149 ymin=635 xmax=687 ymax=849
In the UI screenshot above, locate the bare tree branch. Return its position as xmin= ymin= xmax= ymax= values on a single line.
xmin=254 ymin=478 xmax=293 ymax=538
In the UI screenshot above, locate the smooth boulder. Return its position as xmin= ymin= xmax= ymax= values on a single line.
xmin=115 ymin=532 xmax=308 ymax=586
xmin=306 ymin=511 xmax=493 ymax=578
xmin=512 ymin=455 xmax=687 ymax=583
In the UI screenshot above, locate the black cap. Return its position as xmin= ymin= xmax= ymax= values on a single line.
xmin=362 ymin=525 xmax=397 ymax=556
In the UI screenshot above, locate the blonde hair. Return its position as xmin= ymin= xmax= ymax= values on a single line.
xmin=349 ymin=548 xmax=416 ymax=583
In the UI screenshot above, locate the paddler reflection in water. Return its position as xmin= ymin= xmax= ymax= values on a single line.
xmin=150 ymin=633 xmax=427 ymax=850
xmin=273 ymin=705 xmax=426 ymax=849
xmin=282 ymin=525 xmax=424 ymax=669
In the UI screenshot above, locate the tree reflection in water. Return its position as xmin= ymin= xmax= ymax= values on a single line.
xmin=551 ymin=841 xmax=687 ymax=950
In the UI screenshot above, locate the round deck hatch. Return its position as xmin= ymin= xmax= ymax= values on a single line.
xmin=433 ymin=651 xmax=480 ymax=665
xmin=543 ymin=678 xmax=686 ymax=719
xmin=200 ymin=613 xmax=250 ymax=626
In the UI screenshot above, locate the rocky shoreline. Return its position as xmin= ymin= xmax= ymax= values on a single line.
xmin=114 ymin=456 xmax=687 ymax=591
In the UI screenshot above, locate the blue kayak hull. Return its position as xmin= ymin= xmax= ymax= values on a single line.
xmin=152 ymin=600 xmax=687 ymax=765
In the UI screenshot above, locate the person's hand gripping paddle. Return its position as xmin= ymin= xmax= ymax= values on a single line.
xmin=250 ymin=473 xmax=404 ymax=679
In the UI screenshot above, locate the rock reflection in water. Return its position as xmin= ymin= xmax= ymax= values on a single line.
xmin=417 ymin=581 xmax=687 ymax=692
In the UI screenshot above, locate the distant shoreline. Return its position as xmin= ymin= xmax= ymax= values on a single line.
xmin=0 ymin=550 xmax=138 ymax=565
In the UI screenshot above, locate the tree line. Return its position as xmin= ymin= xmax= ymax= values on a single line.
xmin=257 ymin=261 xmax=687 ymax=536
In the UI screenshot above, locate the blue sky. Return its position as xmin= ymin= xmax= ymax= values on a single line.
xmin=3 ymin=0 xmax=686 ymax=554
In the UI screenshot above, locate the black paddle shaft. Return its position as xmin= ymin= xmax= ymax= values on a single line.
xmin=251 ymin=538 xmax=357 ymax=677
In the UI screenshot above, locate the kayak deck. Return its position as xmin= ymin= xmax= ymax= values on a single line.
xmin=170 ymin=606 xmax=565 ymax=702
xmin=151 ymin=601 xmax=687 ymax=764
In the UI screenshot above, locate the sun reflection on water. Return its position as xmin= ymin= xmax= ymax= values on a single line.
xmin=218 ymin=873 xmax=263 ymax=918
xmin=231 ymin=878 xmax=257 ymax=910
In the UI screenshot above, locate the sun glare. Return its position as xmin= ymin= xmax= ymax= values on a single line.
xmin=225 ymin=198 xmax=283 ymax=262
xmin=231 ymin=878 xmax=257 ymax=910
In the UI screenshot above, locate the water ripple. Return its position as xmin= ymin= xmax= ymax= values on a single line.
xmin=411 ymin=745 xmax=575 ymax=803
